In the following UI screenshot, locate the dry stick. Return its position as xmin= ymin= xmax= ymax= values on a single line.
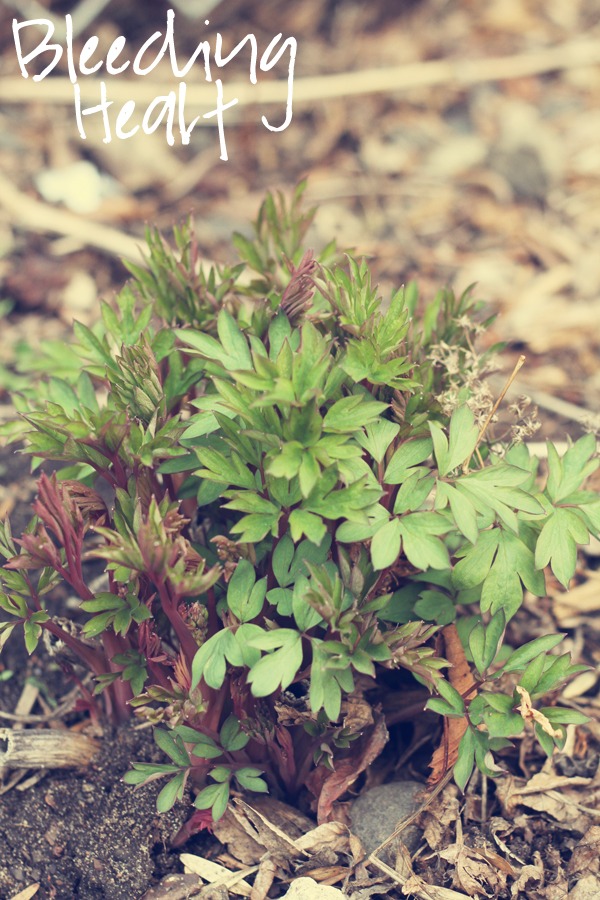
xmin=478 ymin=355 xmax=526 ymax=447
xmin=0 ymin=727 xmax=99 ymax=769
xmin=463 ymin=355 xmax=527 ymax=474
xmin=369 ymin=769 xmax=454 ymax=863
xmin=1 ymin=37 xmax=600 ymax=110
xmin=0 ymin=683 xmax=87 ymax=723
xmin=0 ymin=171 xmax=228 ymax=272
xmin=0 ymin=170 xmax=149 ymax=264
xmin=369 ymin=848 xmax=468 ymax=900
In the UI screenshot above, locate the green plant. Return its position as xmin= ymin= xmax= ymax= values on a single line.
xmin=0 ymin=183 xmax=594 ymax=826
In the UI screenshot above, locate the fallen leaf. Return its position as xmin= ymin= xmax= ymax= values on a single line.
xmin=515 ymin=686 xmax=563 ymax=738
xmin=429 ymin=624 xmax=477 ymax=785
xmin=567 ymin=874 xmax=600 ymax=900
xmin=306 ymin=710 xmax=388 ymax=822
xmin=141 ymin=874 xmax=204 ymax=900
xmin=230 ymin=799 xmax=302 ymax=864
xmin=561 ymin=670 xmax=599 ymax=700
xmin=488 ymin=817 xmax=526 ymax=865
xmin=439 ymin=842 xmax=508 ymax=896
xmin=510 ymin=851 xmax=544 ymax=899
xmin=495 ymin=771 xmax=594 ymax=828
xmin=567 ymin=825 xmax=600 ymax=877
xmin=281 ymin=877 xmax=344 ymax=898
xmin=295 ymin=821 xmax=350 ymax=855
xmin=212 ymin=807 xmax=265 ymax=865
xmin=418 ymin=783 xmax=461 ymax=849
xmin=370 ymin=843 xmax=469 ymax=899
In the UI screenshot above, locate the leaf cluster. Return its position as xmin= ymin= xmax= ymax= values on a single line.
xmin=0 ymin=184 xmax=595 ymax=818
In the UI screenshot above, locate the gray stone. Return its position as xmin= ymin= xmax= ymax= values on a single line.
xmin=349 ymin=780 xmax=424 ymax=860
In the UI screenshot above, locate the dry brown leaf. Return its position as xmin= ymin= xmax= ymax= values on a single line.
xmin=295 ymin=821 xmax=350 ymax=854
xmin=249 ymin=796 xmax=314 ymax=838
xmin=439 ymin=843 xmax=509 ymax=896
xmin=230 ymin=799 xmax=302 ymax=864
xmin=567 ymin=825 xmax=600 ymax=877
xmin=141 ymin=874 xmax=205 ymax=900
xmin=495 ymin=771 xmax=595 ymax=828
xmin=568 ymin=874 xmax=600 ymax=900
xmin=553 ymin=573 xmax=600 ymax=624
xmin=429 ymin=624 xmax=477 ymax=785
xmin=418 ymin=784 xmax=461 ymax=850
xmin=370 ymin=843 xmax=469 ymax=899
xmin=306 ymin=710 xmax=388 ymax=822
xmin=515 ymin=686 xmax=563 ymax=738
xmin=488 ymin=818 xmax=526 ymax=865
xmin=297 ymin=865 xmax=346 ymax=884
xmin=212 ymin=808 xmax=265 ymax=866
xmin=510 ymin=851 xmax=544 ymax=899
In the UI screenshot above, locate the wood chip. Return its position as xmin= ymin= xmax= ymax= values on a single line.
xmin=9 ymin=885 xmax=40 ymax=900
xmin=180 ymin=855 xmax=256 ymax=897
xmin=0 ymin=728 xmax=99 ymax=769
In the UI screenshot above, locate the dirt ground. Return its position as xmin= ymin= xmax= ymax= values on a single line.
xmin=1 ymin=1 xmax=600 ymax=898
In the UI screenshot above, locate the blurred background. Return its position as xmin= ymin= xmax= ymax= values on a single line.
xmin=0 ymin=0 xmax=599 ymax=438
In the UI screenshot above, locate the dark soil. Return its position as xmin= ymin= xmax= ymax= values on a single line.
xmin=0 ymin=727 xmax=188 ymax=900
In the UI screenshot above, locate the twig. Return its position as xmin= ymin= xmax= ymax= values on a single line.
xmin=1 ymin=38 xmax=600 ymax=109
xmin=369 ymin=847 xmax=468 ymax=900
xmin=0 ymin=684 xmax=86 ymax=723
xmin=0 ymin=171 xmax=231 ymax=272
xmin=0 ymin=170 xmax=149 ymax=264
xmin=472 ymin=355 xmax=526 ymax=459
xmin=370 ymin=769 xmax=454 ymax=857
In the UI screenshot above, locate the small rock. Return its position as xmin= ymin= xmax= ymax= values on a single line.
xmin=283 ymin=877 xmax=344 ymax=898
xmin=488 ymin=145 xmax=549 ymax=204
xmin=349 ymin=780 xmax=424 ymax=860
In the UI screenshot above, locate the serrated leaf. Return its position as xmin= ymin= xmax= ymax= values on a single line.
xmin=414 ymin=590 xmax=455 ymax=626
xmin=247 ymin=631 xmax=302 ymax=697
xmin=437 ymin=481 xmax=478 ymax=544
xmin=323 ymin=394 xmax=388 ymax=433
xmin=546 ymin=434 xmax=599 ymax=503
xmin=288 ymin=509 xmax=327 ymax=544
xmin=23 ymin=620 xmax=42 ymax=654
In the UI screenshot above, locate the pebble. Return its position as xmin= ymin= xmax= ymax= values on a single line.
xmin=349 ymin=780 xmax=424 ymax=861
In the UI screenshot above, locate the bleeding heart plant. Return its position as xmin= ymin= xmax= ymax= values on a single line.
xmin=0 ymin=183 xmax=592 ymax=824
